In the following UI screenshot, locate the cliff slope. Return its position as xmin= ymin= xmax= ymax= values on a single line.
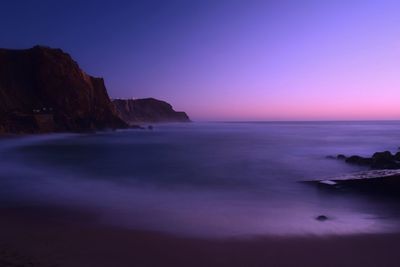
xmin=113 ymin=98 xmax=190 ymax=124
xmin=0 ymin=46 xmax=127 ymax=133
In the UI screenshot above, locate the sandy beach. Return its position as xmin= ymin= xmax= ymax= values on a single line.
xmin=1 ymin=204 xmax=400 ymax=267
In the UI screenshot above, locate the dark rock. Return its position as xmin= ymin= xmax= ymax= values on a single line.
xmin=337 ymin=154 xmax=346 ymax=160
xmin=343 ymin=152 xmax=400 ymax=169
xmin=345 ymin=155 xmax=372 ymax=166
xmin=372 ymin=151 xmax=393 ymax=161
xmin=113 ymin=98 xmax=190 ymax=125
xmin=394 ymin=152 xmax=400 ymax=161
xmin=0 ymin=46 xmax=127 ymax=133
xmin=316 ymin=215 xmax=328 ymax=221
xmin=304 ymin=170 xmax=400 ymax=196
xmin=371 ymin=151 xmax=398 ymax=169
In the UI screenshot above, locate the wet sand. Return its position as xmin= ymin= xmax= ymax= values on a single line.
xmin=1 ymin=205 xmax=400 ymax=267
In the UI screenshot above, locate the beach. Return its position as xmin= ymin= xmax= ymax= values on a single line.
xmin=2 ymin=122 xmax=400 ymax=266
xmin=1 ymin=204 xmax=400 ymax=267
xmin=2 ymin=1 xmax=400 ymax=265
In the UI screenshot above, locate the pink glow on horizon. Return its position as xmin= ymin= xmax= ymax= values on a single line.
xmin=175 ymin=80 xmax=400 ymax=121
xmin=186 ymin=101 xmax=400 ymax=121
xmin=53 ymin=0 xmax=399 ymax=121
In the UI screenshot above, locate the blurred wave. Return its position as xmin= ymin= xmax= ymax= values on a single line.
xmin=1 ymin=121 xmax=400 ymax=236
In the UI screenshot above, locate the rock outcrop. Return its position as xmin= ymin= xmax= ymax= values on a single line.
xmin=304 ymin=169 xmax=400 ymax=196
xmin=0 ymin=46 xmax=127 ymax=133
xmin=335 ymin=151 xmax=400 ymax=169
xmin=112 ymin=98 xmax=190 ymax=124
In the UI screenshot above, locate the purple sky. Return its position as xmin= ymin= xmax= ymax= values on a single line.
xmin=1 ymin=0 xmax=399 ymax=120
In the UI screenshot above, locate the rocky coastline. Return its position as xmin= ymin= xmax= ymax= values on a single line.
xmin=0 ymin=46 xmax=189 ymax=134
xmin=308 ymin=149 xmax=400 ymax=195
xmin=334 ymin=150 xmax=400 ymax=169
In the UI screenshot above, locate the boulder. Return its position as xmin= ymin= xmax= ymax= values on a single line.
xmin=371 ymin=151 xmax=398 ymax=169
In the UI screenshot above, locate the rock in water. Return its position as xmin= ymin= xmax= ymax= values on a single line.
xmin=345 ymin=155 xmax=372 ymax=166
xmin=340 ymin=150 xmax=400 ymax=169
xmin=0 ymin=46 xmax=127 ymax=133
xmin=304 ymin=169 xmax=400 ymax=195
xmin=371 ymin=151 xmax=398 ymax=169
xmin=316 ymin=215 xmax=328 ymax=221
xmin=113 ymin=98 xmax=190 ymax=124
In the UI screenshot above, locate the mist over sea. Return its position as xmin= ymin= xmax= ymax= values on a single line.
xmin=1 ymin=121 xmax=400 ymax=237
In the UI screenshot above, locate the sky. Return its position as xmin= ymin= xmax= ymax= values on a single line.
xmin=1 ymin=0 xmax=399 ymax=121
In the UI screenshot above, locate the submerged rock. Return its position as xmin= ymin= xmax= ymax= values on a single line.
xmin=316 ymin=215 xmax=328 ymax=221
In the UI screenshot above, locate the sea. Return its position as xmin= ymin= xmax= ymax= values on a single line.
xmin=1 ymin=121 xmax=400 ymax=237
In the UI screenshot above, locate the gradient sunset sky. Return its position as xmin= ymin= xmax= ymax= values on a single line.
xmin=1 ymin=0 xmax=399 ymax=120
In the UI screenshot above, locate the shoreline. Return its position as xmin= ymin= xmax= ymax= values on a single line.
xmin=1 ymin=122 xmax=400 ymax=266
xmin=1 ymin=205 xmax=400 ymax=267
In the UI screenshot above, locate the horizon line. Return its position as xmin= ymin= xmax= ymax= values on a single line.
xmin=191 ymin=119 xmax=400 ymax=123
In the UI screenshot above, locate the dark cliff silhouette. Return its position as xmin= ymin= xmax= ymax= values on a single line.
xmin=0 ymin=46 xmax=127 ymax=133
xmin=113 ymin=98 xmax=190 ymax=124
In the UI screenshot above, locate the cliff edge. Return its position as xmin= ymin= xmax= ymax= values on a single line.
xmin=0 ymin=46 xmax=127 ymax=133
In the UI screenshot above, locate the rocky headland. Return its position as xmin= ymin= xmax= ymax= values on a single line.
xmin=113 ymin=98 xmax=190 ymax=124
xmin=0 ymin=46 xmax=127 ymax=133
xmin=0 ymin=46 xmax=190 ymax=134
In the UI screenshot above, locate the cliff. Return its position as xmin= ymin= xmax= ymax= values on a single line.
xmin=112 ymin=98 xmax=190 ymax=124
xmin=0 ymin=46 xmax=127 ymax=133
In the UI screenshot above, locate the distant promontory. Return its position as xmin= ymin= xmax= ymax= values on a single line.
xmin=113 ymin=98 xmax=190 ymax=124
xmin=0 ymin=46 xmax=189 ymax=134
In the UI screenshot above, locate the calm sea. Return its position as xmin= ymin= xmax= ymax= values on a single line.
xmin=1 ymin=121 xmax=400 ymax=237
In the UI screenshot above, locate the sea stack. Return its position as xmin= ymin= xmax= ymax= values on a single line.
xmin=113 ymin=98 xmax=190 ymax=124
xmin=0 ymin=46 xmax=127 ymax=133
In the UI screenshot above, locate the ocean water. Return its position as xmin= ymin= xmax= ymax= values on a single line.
xmin=1 ymin=121 xmax=400 ymax=237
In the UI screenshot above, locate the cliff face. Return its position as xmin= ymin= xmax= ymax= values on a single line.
xmin=113 ymin=98 xmax=190 ymax=124
xmin=0 ymin=46 xmax=127 ymax=133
